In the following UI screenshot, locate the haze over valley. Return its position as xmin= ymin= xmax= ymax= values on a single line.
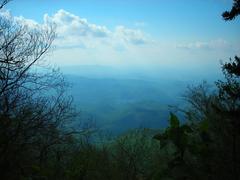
xmin=63 ymin=65 xmax=221 ymax=133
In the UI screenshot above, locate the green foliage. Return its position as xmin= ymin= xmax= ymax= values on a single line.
xmin=152 ymin=53 xmax=240 ymax=179
xmin=169 ymin=112 xmax=180 ymax=128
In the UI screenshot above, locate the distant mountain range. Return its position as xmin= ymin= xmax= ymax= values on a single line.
xmin=62 ymin=65 xmax=220 ymax=134
xmin=61 ymin=64 xmax=222 ymax=82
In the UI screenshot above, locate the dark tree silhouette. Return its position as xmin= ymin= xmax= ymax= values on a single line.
xmin=0 ymin=1 xmax=77 ymax=179
xmin=222 ymin=0 xmax=240 ymax=20
xmin=223 ymin=56 xmax=240 ymax=76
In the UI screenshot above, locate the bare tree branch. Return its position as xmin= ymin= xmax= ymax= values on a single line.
xmin=0 ymin=0 xmax=11 ymax=9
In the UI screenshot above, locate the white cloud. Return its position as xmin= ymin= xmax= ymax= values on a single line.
xmin=0 ymin=9 xmax=49 ymax=30
xmin=176 ymin=39 xmax=231 ymax=51
xmin=44 ymin=9 xmax=150 ymax=49
xmin=44 ymin=9 xmax=110 ymax=38
xmin=0 ymin=9 xmax=11 ymax=20
xmin=114 ymin=26 xmax=148 ymax=45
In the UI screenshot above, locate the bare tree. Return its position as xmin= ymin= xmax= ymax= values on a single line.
xmin=0 ymin=2 xmax=78 ymax=179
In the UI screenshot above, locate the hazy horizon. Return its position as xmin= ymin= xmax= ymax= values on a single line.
xmin=4 ymin=0 xmax=240 ymax=72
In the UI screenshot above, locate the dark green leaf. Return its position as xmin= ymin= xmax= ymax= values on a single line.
xmin=169 ymin=112 xmax=180 ymax=128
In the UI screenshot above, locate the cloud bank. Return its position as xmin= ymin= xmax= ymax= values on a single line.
xmin=43 ymin=9 xmax=150 ymax=49
xmin=0 ymin=9 xmax=238 ymax=68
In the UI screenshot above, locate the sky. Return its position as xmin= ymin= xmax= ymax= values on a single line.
xmin=3 ymin=0 xmax=240 ymax=73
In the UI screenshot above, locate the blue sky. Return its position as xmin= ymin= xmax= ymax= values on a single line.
xmin=7 ymin=0 xmax=239 ymax=38
xmin=4 ymin=0 xmax=240 ymax=71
